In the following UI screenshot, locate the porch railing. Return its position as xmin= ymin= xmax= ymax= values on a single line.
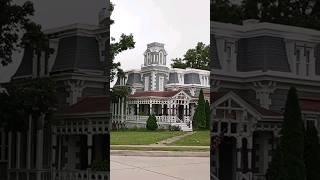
xmin=53 ymin=170 xmax=109 ymax=180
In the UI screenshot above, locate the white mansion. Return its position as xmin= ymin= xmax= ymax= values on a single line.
xmin=112 ymin=42 xmax=210 ymax=131
xmin=211 ymin=19 xmax=320 ymax=180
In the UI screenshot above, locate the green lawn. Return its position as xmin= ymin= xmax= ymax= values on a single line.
xmin=111 ymin=146 xmax=209 ymax=152
xmin=111 ymin=131 xmax=184 ymax=145
xmin=171 ymin=131 xmax=210 ymax=146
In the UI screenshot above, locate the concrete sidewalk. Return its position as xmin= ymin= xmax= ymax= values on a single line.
xmin=111 ymin=155 xmax=210 ymax=180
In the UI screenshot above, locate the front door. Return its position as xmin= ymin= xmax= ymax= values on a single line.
xmin=178 ymin=105 xmax=184 ymax=121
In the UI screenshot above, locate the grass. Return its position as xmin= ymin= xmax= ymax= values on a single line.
xmin=171 ymin=131 xmax=210 ymax=146
xmin=111 ymin=130 xmax=184 ymax=145
xmin=111 ymin=146 xmax=209 ymax=152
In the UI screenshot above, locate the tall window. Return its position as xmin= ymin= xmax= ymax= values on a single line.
xmin=306 ymin=50 xmax=310 ymax=76
xmin=160 ymin=52 xmax=163 ymax=64
xmin=147 ymin=53 xmax=150 ymax=64
xmin=226 ymin=46 xmax=232 ymax=72
xmin=144 ymin=77 xmax=149 ymax=91
xmin=296 ymin=49 xmax=301 ymax=75
xmin=159 ymin=77 xmax=164 ymax=91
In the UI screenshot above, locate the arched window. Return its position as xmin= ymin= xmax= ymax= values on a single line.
xmin=148 ymin=53 xmax=151 ymax=64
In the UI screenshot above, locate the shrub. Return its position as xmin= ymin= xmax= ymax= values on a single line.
xmin=146 ymin=114 xmax=158 ymax=131
xmin=168 ymin=125 xmax=181 ymax=131
xmin=91 ymin=160 xmax=109 ymax=171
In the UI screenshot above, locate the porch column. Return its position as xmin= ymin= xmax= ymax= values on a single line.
xmin=149 ymin=104 xmax=152 ymax=115
xmin=51 ymin=134 xmax=57 ymax=169
xmin=87 ymin=134 xmax=93 ymax=168
xmin=8 ymin=131 xmax=12 ymax=169
xmin=0 ymin=130 xmax=5 ymax=161
xmin=118 ymin=98 xmax=121 ymax=118
xmin=248 ymin=136 xmax=253 ymax=170
xmin=121 ymin=97 xmax=124 ymax=121
xmin=16 ymin=132 xmax=21 ymax=169
xmin=161 ymin=104 xmax=164 ymax=115
xmin=36 ymin=115 xmax=44 ymax=170
xmin=27 ymin=115 xmax=32 ymax=169
xmin=137 ymin=104 xmax=140 ymax=115
xmin=236 ymin=137 xmax=242 ymax=171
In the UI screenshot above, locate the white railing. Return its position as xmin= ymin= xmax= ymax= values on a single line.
xmin=53 ymin=119 xmax=109 ymax=135
xmin=124 ymin=115 xmax=193 ymax=124
xmin=53 ymin=170 xmax=109 ymax=180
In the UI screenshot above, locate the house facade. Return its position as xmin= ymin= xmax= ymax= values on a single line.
xmin=210 ymin=19 xmax=320 ymax=180
xmin=0 ymin=6 xmax=111 ymax=180
xmin=112 ymin=42 xmax=210 ymax=131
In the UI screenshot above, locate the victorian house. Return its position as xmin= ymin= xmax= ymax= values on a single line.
xmin=112 ymin=42 xmax=210 ymax=131
xmin=211 ymin=19 xmax=320 ymax=180
xmin=0 ymin=6 xmax=111 ymax=180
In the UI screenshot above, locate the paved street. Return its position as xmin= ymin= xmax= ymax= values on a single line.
xmin=111 ymin=155 xmax=210 ymax=180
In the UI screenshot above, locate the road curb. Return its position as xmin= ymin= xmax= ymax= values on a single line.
xmin=111 ymin=150 xmax=210 ymax=157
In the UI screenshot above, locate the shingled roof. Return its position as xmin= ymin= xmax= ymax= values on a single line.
xmin=63 ymin=96 xmax=108 ymax=114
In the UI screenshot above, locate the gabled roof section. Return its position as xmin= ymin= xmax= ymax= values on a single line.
xmin=212 ymin=91 xmax=281 ymax=118
xmin=62 ymin=96 xmax=108 ymax=114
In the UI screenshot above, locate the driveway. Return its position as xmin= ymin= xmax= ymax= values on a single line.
xmin=111 ymin=155 xmax=210 ymax=180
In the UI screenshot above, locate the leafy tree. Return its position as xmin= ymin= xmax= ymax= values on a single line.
xmin=304 ymin=124 xmax=320 ymax=180
xmin=0 ymin=0 xmax=35 ymax=66
xmin=266 ymin=145 xmax=282 ymax=180
xmin=171 ymin=42 xmax=209 ymax=70
xmin=211 ymin=0 xmax=320 ymax=30
xmin=146 ymin=114 xmax=158 ymax=131
xmin=193 ymin=89 xmax=207 ymax=130
xmin=0 ymin=78 xmax=57 ymax=132
xmin=205 ymin=100 xmax=211 ymax=129
xmin=267 ymin=87 xmax=305 ymax=180
xmin=242 ymin=0 xmax=259 ymax=19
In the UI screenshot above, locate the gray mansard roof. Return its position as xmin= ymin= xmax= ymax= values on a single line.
xmin=126 ymin=73 xmax=143 ymax=85
xmin=12 ymin=47 xmax=34 ymax=78
xmin=211 ymin=35 xmax=221 ymax=69
xmin=51 ymin=36 xmax=103 ymax=73
xmin=237 ymin=36 xmax=290 ymax=72
xmin=316 ymin=44 xmax=320 ymax=75
xmin=168 ymin=72 xmax=178 ymax=84
xmin=184 ymin=73 xmax=201 ymax=84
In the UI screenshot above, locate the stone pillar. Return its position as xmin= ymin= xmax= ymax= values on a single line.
xmin=36 ymin=115 xmax=44 ymax=170
xmin=87 ymin=134 xmax=93 ymax=168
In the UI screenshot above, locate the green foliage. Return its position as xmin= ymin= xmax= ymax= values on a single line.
xmin=205 ymin=100 xmax=211 ymax=130
xmin=91 ymin=160 xmax=109 ymax=171
xmin=171 ymin=42 xmax=209 ymax=70
xmin=168 ymin=125 xmax=181 ymax=131
xmin=193 ymin=89 xmax=207 ymax=130
xmin=0 ymin=78 xmax=57 ymax=132
xmin=111 ymin=86 xmax=131 ymax=102
xmin=146 ymin=114 xmax=158 ymax=131
xmin=304 ymin=124 xmax=320 ymax=180
xmin=267 ymin=87 xmax=305 ymax=180
xmin=0 ymin=0 xmax=35 ymax=66
xmin=110 ymin=34 xmax=135 ymax=82
xmin=211 ymin=0 xmax=320 ymax=30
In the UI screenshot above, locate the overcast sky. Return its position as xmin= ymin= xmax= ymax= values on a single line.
xmin=0 ymin=0 xmax=209 ymax=83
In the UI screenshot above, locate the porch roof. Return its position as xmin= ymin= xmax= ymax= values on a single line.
xmin=63 ymin=96 xmax=108 ymax=114
xmin=300 ymin=98 xmax=320 ymax=113
xmin=128 ymin=91 xmax=180 ymax=98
